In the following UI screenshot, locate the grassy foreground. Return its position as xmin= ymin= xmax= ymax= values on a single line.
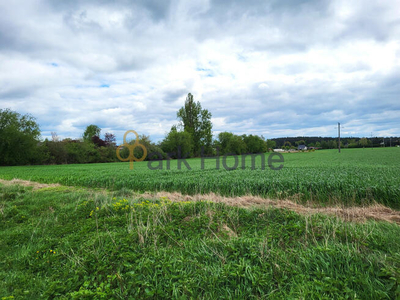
xmin=1 ymin=183 xmax=400 ymax=299
xmin=0 ymin=148 xmax=399 ymax=208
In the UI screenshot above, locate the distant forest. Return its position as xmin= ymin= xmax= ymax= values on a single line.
xmin=270 ymin=136 xmax=400 ymax=149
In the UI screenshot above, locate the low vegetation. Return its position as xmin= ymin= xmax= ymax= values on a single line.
xmin=1 ymin=148 xmax=399 ymax=208
xmin=1 ymin=183 xmax=400 ymax=299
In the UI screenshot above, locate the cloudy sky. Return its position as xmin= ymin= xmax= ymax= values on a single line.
xmin=1 ymin=0 xmax=400 ymax=143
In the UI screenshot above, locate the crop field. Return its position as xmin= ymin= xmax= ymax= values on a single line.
xmin=0 ymin=148 xmax=399 ymax=208
xmin=1 ymin=148 xmax=400 ymax=298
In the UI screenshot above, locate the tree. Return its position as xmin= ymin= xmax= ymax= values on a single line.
xmin=0 ymin=109 xmax=41 ymax=165
xmin=177 ymin=93 xmax=212 ymax=155
xmin=161 ymin=127 xmax=194 ymax=159
xmin=327 ymin=140 xmax=337 ymax=149
xmin=216 ymin=132 xmax=248 ymax=155
xmin=136 ymin=135 xmax=166 ymax=160
xmin=51 ymin=131 xmax=59 ymax=142
xmin=65 ymin=141 xmax=100 ymax=164
xmin=348 ymin=139 xmax=358 ymax=148
xmin=359 ymin=138 xmax=368 ymax=147
xmin=83 ymin=125 xmax=101 ymax=142
xmin=92 ymin=136 xmax=107 ymax=147
xmin=104 ymin=132 xmax=116 ymax=146
xmin=283 ymin=141 xmax=292 ymax=149
xmin=216 ymin=132 xmax=235 ymax=155
xmin=242 ymin=134 xmax=267 ymax=153
xmin=120 ymin=134 xmax=167 ymax=161
xmin=266 ymin=139 xmax=276 ymax=150
xmin=226 ymin=135 xmax=247 ymax=155
xmin=42 ymin=139 xmax=68 ymax=164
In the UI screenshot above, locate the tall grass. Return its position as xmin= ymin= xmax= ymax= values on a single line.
xmin=1 ymin=184 xmax=399 ymax=298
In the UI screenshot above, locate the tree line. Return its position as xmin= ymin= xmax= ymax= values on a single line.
xmin=270 ymin=136 xmax=400 ymax=149
xmin=1 ymin=94 xmax=399 ymax=166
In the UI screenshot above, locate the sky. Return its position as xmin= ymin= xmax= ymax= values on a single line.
xmin=1 ymin=0 xmax=400 ymax=144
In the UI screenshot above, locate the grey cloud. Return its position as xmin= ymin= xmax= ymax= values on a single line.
xmin=63 ymin=10 xmax=103 ymax=32
xmin=162 ymin=89 xmax=188 ymax=103
xmin=47 ymin=0 xmax=172 ymax=22
xmin=1 ymin=0 xmax=399 ymax=142
xmin=0 ymin=87 xmax=33 ymax=99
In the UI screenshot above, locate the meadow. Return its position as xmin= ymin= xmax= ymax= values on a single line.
xmin=0 ymin=148 xmax=399 ymax=208
xmin=1 ymin=183 xmax=399 ymax=299
xmin=1 ymin=147 xmax=400 ymax=298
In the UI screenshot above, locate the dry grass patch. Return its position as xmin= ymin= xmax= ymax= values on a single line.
xmin=219 ymin=224 xmax=238 ymax=238
xmin=142 ymin=191 xmax=400 ymax=225
xmin=0 ymin=179 xmax=61 ymax=190
xmin=1 ymin=178 xmax=399 ymax=225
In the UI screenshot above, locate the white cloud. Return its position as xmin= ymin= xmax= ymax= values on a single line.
xmin=0 ymin=0 xmax=400 ymax=144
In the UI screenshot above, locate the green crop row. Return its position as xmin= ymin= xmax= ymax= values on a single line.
xmin=0 ymin=148 xmax=399 ymax=207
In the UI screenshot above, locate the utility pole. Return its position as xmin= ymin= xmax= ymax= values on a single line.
xmin=338 ymin=122 xmax=341 ymax=153
xmin=390 ymin=137 xmax=392 ymax=147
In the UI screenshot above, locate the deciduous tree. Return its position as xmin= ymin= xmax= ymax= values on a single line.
xmin=0 ymin=109 xmax=41 ymax=165
xmin=161 ymin=127 xmax=194 ymax=159
xmin=177 ymin=93 xmax=212 ymax=155
xmin=83 ymin=125 xmax=101 ymax=142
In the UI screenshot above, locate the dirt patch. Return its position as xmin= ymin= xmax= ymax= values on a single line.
xmin=141 ymin=191 xmax=400 ymax=225
xmin=0 ymin=179 xmax=61 ymax=190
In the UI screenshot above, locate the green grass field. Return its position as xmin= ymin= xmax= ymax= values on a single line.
xmin=0 ymin=148 xmax=399 ymax=207
xmin=1 ymin=184 xmax=400 ymax=299
xmin=1 ymin=148 xmax=400 ymax=298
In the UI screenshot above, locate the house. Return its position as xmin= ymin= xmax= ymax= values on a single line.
xmin=297 ymin=145 xmax=307 ymax=151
